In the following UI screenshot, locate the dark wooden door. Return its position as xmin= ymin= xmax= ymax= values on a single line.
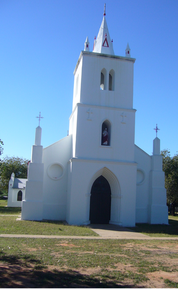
xmin=90 ymin=176 xmax=111 ymax=224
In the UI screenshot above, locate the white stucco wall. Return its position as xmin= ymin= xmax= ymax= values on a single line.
xmin=7 ymin=188 xmax=25 ymax=207
xmin=67 ymin=158 xmax=137 ymax=227
xmin=72 ymin=57 xmax=83 ymax=109
xmin=72 ymin=103 xmax=135 ymax=162
xmin=42 ymin=135 xmax=72 ymax=220
xmin=75 ymin=52 xmax=135 ymax=109
xmin=134 ymin=145 xmax=151 ymax=223
xmin=135 ymin=144 xmax=168 ymax=224
xmin=70 ymin=52 xmax=136 ymax=164
xmin=67 ymin=51 xmax=137 ymax=227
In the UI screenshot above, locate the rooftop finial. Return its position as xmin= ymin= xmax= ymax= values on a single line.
xmin=154 ymin=124 xmax=160 ymax=137
xmin=84 ymin=37 xmax=90 ymax=51
xmin=36 ymin=112 xmax=44 ymax=127
xmin=103 ymin=3 xmax=106 ymax=16
xmin=125 ymin=43 xmax=131 ymax=57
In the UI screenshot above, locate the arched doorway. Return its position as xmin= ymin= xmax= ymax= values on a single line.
xmin=90 ymin=176 xmax=111 ymax=224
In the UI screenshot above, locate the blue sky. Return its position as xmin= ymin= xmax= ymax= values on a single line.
xmin=0 ymin=0 xmax=178 ymax=160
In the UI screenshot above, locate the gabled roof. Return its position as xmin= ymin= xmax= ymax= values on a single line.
xmin=93 ymin=10 xmax=114 ymax=56
xmin=13 ymin=178 xmax=27 ymax=189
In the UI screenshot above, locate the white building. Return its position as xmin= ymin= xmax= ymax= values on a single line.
xmin=8 ymin=172 xmax=27 ymax=207
xmin=21 ymin=8 xmax=168 ymax=226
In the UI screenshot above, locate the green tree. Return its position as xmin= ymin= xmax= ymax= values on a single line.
xmin=0 ymin=157 xmax=29 ymax=196
xmin=0 ymin=139 xmax=4 ymax=159
xmin=161 ymin=150 xmax=178 ymax=215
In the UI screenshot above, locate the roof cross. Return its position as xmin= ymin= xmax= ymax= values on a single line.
xmin=103 ymin=3 xmax=106 ymax=16
xmin=154 ymin=124 xmax=160 ymax=137
xmin=36 ymin=112 xmax=44 ymax=127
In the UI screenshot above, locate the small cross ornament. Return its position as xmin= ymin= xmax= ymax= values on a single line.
xmin=36 ymin=112 xmax=44 ymax=126
xmin=87 ymin=108 xmax=93 ymax=121
xmin=121 ymin=112 xmax=126 ymax=124
xmin=154 ymin=124 xmax=160 ymax=137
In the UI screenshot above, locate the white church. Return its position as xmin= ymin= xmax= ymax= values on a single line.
xmin=21 ymin=7 xmax=168 ymax=226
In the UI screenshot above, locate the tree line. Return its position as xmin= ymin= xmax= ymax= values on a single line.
xmin=0 ymin=157 xmax=29 ymax=198
xmin=161 ymin=150 xmax=178 ymax=215
xmin=0 ymin=142 xmax=178 ymax=214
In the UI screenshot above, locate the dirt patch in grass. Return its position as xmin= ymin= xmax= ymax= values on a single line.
xmin=114 ymin=263 xmax=138 ymax=273
xmin=56 ymin=243 xmax=80 ymax=248
xmin=145 ymin=271 xmax=178 ymax=288
xmin=22 ymin=243 xmax=43 ymax=252
xmin=1 ymin=261 xmax=178 ymax=288
xmin=1 ymin=239 xmax=178 ymax=287
xmin=0 ymin=263 xmax=123 ymax=288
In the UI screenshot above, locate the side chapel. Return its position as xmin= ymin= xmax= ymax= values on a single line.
xmin=21 ymin=7 xmax=168 ymax=226
xmin=8 ymin=173 xmax=27 ymax=207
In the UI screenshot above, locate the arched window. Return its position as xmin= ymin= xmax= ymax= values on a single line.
xmin=100 ymin=68 xmax=106 ymax=90
xmin=17 ymin=190 xmax=22 ymax=201
xmin=109 ymin=69 xmax=115 ymax=91
xmin=101 ymin=120 xmax=111 ymax=146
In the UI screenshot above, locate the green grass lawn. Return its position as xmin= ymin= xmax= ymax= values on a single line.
xmin=0 ymin=238 xmax=178 ymax=287
xmin=0 ymin=199 xmax=21 ymax=215
xmin=1 ymin=200 xmax=178 ymax=287
xmin=132 ymin=215 xmax=178 ymax=237
xmin=0 ymin=216 xmax=98 ymax=236
xmin=1 ymin=199 xmax=178 ymax=237
xmin=0 ymin=199 xmax=97 ymax=236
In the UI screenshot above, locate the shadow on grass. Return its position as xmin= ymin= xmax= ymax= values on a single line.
xmin=0 ymin=252 xmax=138 ymax=288
xmin=0 ymin=206 xmax=21 ymax=214
xmin=134 ymin=218 xmax=178 ymax=236
xmin=0 ymin=251 xmax=41 ymax=266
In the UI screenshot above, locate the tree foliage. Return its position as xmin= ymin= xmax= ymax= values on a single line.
xmin=0 ymin=139 xmax=4 ymax=158
xmin=0 ymin=157 xmax=29 ymax=195
xmin=161 ymin=149 xmax=178 ymax=214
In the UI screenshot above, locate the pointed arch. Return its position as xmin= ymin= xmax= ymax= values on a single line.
xmin=101 ymin=119 xmax=111 ymax=146
xmin=90 ymin=175 xmax=111 ymax=224
xmin=88 ymin=167 xmax=121 ymax=225
xmin=100 ymin=68 xmax=107 ymax=90
xmin=109 ymin=69 xmax=115 ymax=91
xmin=17 ymin=190 xmax=22 ymax=201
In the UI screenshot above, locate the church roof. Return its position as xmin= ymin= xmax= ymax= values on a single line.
xmin=13 ymin=178 xmax=27 ymax=189
xmin=93 ymin=5 xmax=114 ymax=56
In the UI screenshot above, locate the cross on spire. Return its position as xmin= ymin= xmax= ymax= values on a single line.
xmin=36 ymin=112 xmax=44 ymax=127
xmin=103 ymin=3 xmax=106 ymax=16
xmin=154 ymin=124 xmax=160 ymax=137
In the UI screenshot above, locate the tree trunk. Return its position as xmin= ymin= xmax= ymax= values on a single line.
xmin=171 ymin=204 xmax=175 ymax=216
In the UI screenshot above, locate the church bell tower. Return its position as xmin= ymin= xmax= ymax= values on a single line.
xmin=69 ymin=6 xmax=136 ymax=164
xmin=67 ymin=6 xmax=137 ymax=226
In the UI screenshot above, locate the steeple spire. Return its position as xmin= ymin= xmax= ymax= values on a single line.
xmin=93 ymin=4 xmax=114 ymax=55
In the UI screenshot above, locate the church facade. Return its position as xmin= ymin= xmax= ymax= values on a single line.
xmin=21 ymin=9 xmax=168 ymax=226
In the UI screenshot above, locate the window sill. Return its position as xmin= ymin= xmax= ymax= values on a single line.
xmin=100 ymin=145 xmax=112 ymax=149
